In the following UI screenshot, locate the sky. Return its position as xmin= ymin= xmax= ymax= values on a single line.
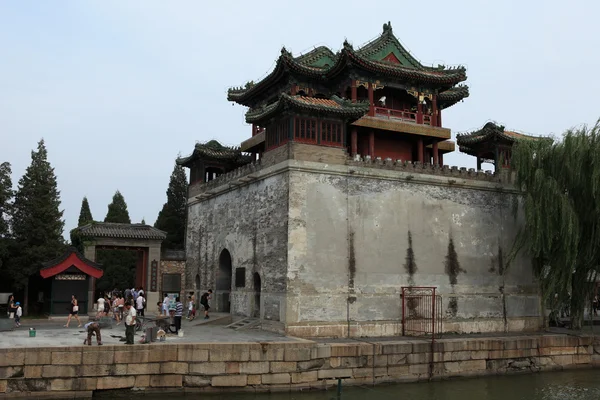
xmin=1 ymin=0 xmax=599 ymax=238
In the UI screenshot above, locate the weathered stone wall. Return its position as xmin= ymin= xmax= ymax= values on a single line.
xmin=185 ymin=170 xmax=289 ymax=322
xmin=160 ymin=260 xmax=186 ymax=296
xmin=0 ymin=335 xmax=598 ymax=397
xmin=286 ymin=160 xmax=541 ymax=337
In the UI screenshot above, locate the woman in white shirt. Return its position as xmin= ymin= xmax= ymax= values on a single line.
xmin=97 ymin=296 xmax=106 ymax=317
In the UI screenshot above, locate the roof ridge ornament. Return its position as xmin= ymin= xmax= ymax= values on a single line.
xmin=383 ymin=21 xmax=392 ymax=33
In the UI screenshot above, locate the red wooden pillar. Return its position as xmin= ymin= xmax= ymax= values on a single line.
xmin=417 ymin=97 xmax=423 ymax=124
xmin=351 ymin=80 xmax=357 ymax=103
xmin=438 ymin=108 xmax=442 ymax=127
xmin=368 ymin=82 xmax=374 ymax=116
xmin=252 ymin=123 xmax=256 ymax=136
xmin=369 ymin=131 xmax=375 ymax=157
xmin=432 ymin=95 xmax=438 ymax=127
xmin=351 ymin=128 xmax=358 ymax=156
xmin=432 ymin=141 xmax=439 ymax=165
xmin=417 ymin=138 xmax=424 ymax=163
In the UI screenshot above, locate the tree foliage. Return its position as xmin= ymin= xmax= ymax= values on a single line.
xmin=77 ymin=197 xmax=93 ymax=227
xmin=154 ymin=162 xmax=187 ymax=249
xmin=511 ymin=121 xmax=600 ymax=328
xmin=10 ymin=140 xmax=65 ymax=289
xmin=0 ymin=162 xmax=14 ymax=271
xmin=104 ymin=191 xmax=131 ymax=224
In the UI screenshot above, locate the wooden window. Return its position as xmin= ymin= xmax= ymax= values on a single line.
xmin=320 ymin=121 xmax=343 ymax=146
xmin=294 ymin=117 xmax=317 ymax=144
xmin=265 ymin=119 xmax=289 ymax=150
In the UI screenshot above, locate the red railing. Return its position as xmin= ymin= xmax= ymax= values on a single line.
xmin=401 ymin=287 xmax=442 ymax=339
xmin=374 ymin=107 xmax=433 ymax=126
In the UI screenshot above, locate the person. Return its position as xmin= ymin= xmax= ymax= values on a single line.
xmin=135 ymin=293 xmax=145 ymax=317
xmin=112 ymin=296 xmax=121 ymax=325
xmin=7 ymin=295 xmax=15 ymax=319
xmin=97 ymin=294 xmax=106 ymax=318
xmin=64 ymin=295 xmax=82 ymax=328
xmin=187 ymin=295 xmax=195 ymax=321
xmin=124 ymin=301 xmax=137 ymax=345
xmin=83 ymin=321 xmax=102 ymax=345
xmin=200 ymin=290 xmax=212 ymax=320
xmin=174 ymin=297 xmax=183 ymax=334
xmin=14 ymin=302 xmax=22 ymax=327
xmin=138 ymin=286 xmax=145 ymax=298
xmin=117 ymin=295 xmax=125 ymax=322
xmin=162 ymin=294 xmax=170 ymax=316
xmin=132 ymin=287 xmax=138 ymax=303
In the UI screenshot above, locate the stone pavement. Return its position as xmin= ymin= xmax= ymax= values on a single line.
xmin=0 ymin=314 xmax=300 ymax=348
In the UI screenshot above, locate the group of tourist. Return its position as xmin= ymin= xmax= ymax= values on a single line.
xmin=5 ymin=295 xmax=22 ymax=327
xmin=95 ymin=286 xmax=146 ymax=324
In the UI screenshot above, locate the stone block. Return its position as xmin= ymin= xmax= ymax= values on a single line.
xmin=0 ymin=380 xmax=6 ymax=393
xmin=291 ymin=371 xmax=318 ymax=383
xmin=407 ymin=353 xmax=430 ymax=364
xmin=444 ymin=359 xmax=486 ymax=374
xmin=0 ymin=350 xmax=24 ymax=367
xmin=83 ymin=350 xmax=114 ymax=365
xmin=250 ymin=346 xmax=284 ymax=361
xmin=226 ymin=362 xmax=240 ymax=374
xmin=148 ymin=347 xmax=178 ymax=362
xmin=160 ymin=362 xmax=189 ymax=374
xmin=470 ymin=350 xmax=489 ymax=360
xmin=409 ymin=364 xmax=429 ymax=375
xmin=177 ymin=348 xmax=209 ymax=362
xmin=78 ymin=378 xmax=98 ymax=391
xmin=239 ymin=362 xmax=269 ymax=374
xmin=382 ymin=343 xmax=412 ymax=354
xmin=412 ymin=342 xmax=431 ymax=353
xmin=261 ymin=373 xmax=291 ymax=385
xmin=184 ymin=375 xmax=211 ymax=387
xmin=573 ymin=354 xmax=591 ymax=364
xmin=284 ymin=347 xmax=312 ymax=361
xmin=353 ymin=367 xmax=386 ymax=378
xmin=42 ymin=365 xmax=77 ymax=378
xmin=50 ymin=378 xmax=73 ymax=391
xmin=539 ymin=335 xmax=578 ymax=348
xmin=96 ymin=376 xmax=135 ymax=390
xmin=189 ymin=362 xmax=227 ymax=375
xmin=247 ymin=375 xmax=262 ymax=385
xmin=330 ymin=356 xmax=367 ymax=369
xmin=312 ymin=345 xmax=332 ymax=359
xmin=134 ymin=375 xmax=150 ymax=388
xmin=297 ymin=359 xmax=326 ymax=371
xmin=317 ymin=369 xmax=353 ymax=379
xmin=330 ymin=345 xmax=359 ymax=357
xmin=150 ymin=374 xmax=183 ymax=387
xmin=51 ymin=351 xmax=82 ymax=365
xmin=368 ymin=355 xmax=388 ymax=367
xmin=358 ymin=343 xmax=381 ymax=356
xmin=211 ymin=375 xmax=248 ymax=387
xmin=0 ymin=367 xmax=23 ymax=379
xmin=24 ymin=365 xmax=42 ymax=379
xmin=387 ymin=353 xmax=408 ymax=365
xmin=24 ymin=349 xmax=51 ymax=365
xmin=538 ymin=346 xmax=576 ymax=356
xmin=271 ymin=361 xmax=298 ymax=373
xmin=210 ymin=345 xmax=250 ymax=362
xmin=127 ymin=363 xmax=160 ymax=375
xmin=114 ymin=350 xmax=149 ymax=364
xmin=80 ymin=365 xmax=112 ymax=377
xmin=450 ymin=351 xmax=472 ymax=361
xmin=388 ymin=365 xmax=410 ymax=377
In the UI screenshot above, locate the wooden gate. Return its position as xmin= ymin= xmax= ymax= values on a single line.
xmin=401 ymin=286 xmax=442 ymax=338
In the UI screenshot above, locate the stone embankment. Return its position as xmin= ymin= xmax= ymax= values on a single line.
xmin=0 ymin=334 xmax=598 ymax=398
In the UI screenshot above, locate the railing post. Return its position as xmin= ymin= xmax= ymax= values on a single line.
xmin=401 ymin=288 xmax=405 ymax=336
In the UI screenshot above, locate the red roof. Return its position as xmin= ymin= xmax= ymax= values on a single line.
xmin=40 ymin=248 xmax=103 ymax=279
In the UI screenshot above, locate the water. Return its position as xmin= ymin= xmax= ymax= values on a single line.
xmin=110 ymin=370 xmax=600 ymax=400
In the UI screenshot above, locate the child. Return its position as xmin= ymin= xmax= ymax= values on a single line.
xmin=14 ymin=302 xmax=22 ymax=327
xmin=187 ymin=296 xmax=195 ymax=321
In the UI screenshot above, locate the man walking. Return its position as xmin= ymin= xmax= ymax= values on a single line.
xmin=200 ymin=290 xmax=212 ymax=320
xmin=174 ymin=297 xmax=183 ymax=334
xmin=124 ymin=301 xmax=137 ymax=345
xmin=83 ymin=321 xmax=102 ymax=345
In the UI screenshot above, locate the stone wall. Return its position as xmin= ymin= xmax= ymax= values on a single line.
xmin=0 ymin=334 xmax=598 ymax=397
xmin=160 ymin=254 xmax=187 ymax=298
xmin=286 ymin=160 xmax=540 ymax=337
xmin=185 ymin=169 xmax=289 ymax=323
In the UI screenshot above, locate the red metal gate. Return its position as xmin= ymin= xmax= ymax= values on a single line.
xmin=401 ymin=287 xmax=442 ymax=338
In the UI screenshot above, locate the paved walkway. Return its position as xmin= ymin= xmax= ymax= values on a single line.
xmin=0 ymin=314 xmax=299 ymax=348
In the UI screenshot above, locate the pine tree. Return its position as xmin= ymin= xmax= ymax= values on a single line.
xmin=154 ymin=162 xmax=188 ymax=249
xmin=10 ymin=140 xmax=65 ymax=292
xmin=0 ymin=162 xmax=14 ymax=270
xmin=511 ymin=121 xmax=600 ymax=329
xmin=77 ymin=197 xmax=93 ymax=226
xmin=104 ymin=191 xmax=131 ymax=223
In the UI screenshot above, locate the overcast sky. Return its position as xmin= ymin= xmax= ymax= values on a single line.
xmin=1 ymin=0 xmax=599 ymax=238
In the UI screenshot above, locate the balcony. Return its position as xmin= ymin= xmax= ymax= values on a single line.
xmin=374 ymin=107 xmax=432 ymax=126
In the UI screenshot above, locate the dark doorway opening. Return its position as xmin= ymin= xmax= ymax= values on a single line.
xmin=217 ymin=249 xmax=232 ymax=313
xmin=253 ymin=272 xmax=261 ymax=318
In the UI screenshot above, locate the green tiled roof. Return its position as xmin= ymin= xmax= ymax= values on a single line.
xmin=245 ymin=94 xmax=370 ymax=124
xmin=177 ymin=140 xmax=252 ymax=167
xmin=457 ymin=122 xmax=543 ymax=157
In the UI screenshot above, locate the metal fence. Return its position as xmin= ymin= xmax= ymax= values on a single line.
xmin=401 ymin=286 xmax=442 ymax=339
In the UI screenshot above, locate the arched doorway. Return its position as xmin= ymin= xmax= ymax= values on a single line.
xmin=216 ymin=249 xmax=232 ymax=313
xmin=253 ymin=272 xmax=261 ymax=318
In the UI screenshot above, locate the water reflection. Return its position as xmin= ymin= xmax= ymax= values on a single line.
xmin=105 ymin=370 xmax=600 ymax=400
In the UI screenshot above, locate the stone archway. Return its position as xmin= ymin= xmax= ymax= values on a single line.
xmin=216 ymin=249 xmax=232 ymax=313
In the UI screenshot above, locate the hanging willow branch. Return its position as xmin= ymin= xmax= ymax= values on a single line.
xmin=511 ymin=121 xmax=600 ymax=329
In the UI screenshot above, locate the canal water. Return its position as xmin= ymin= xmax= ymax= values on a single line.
xmin=119 ymin=369 xmax=600 ymax=400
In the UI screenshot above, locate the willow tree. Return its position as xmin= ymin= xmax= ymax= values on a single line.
xmin=511 ymin=121 xmax=600 ymax=329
